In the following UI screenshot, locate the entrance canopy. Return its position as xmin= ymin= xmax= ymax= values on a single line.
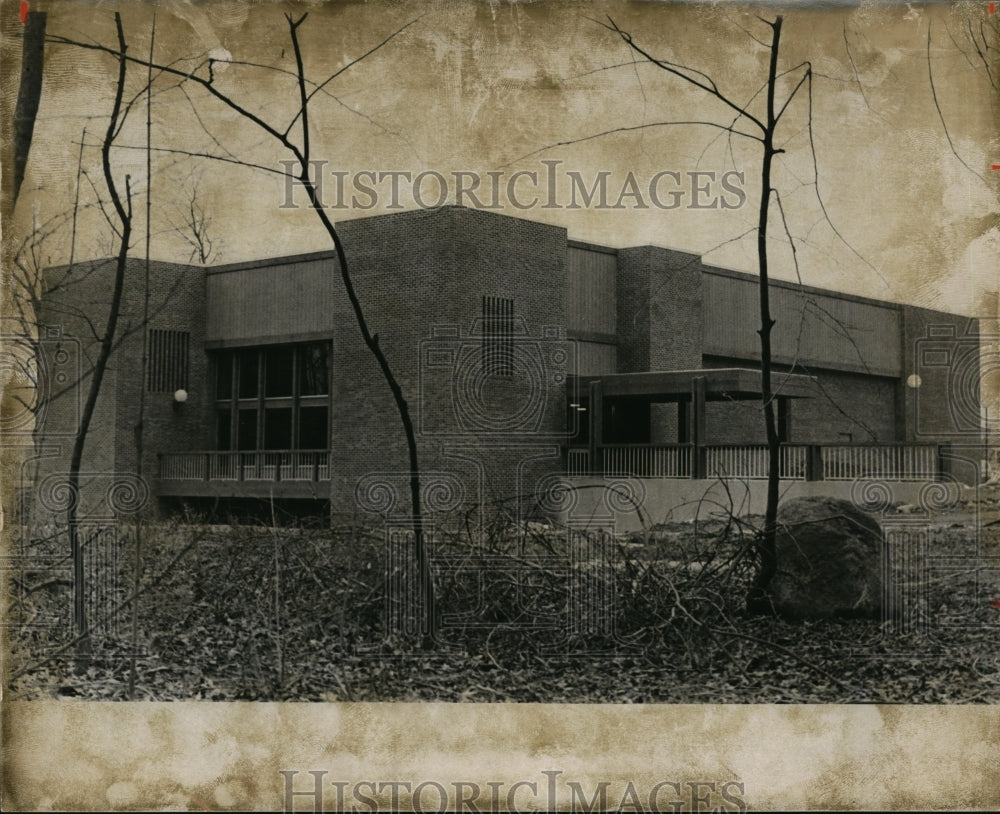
xmin=568 ymin=368 xmax=818 ymax=448
xmin=570 ymin=367 xmax=818 ymax=402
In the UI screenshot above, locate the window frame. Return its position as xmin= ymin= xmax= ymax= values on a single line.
xmin=213 ymin=341 xmax=331 ymax=452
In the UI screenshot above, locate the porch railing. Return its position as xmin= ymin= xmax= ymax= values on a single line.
xmin=565 ymin=443 xmax=944 ymax=481
xmin=821 ymin=444 xmax=939 ymax=481
xmin=705 ymin=444 xmax=807 ymax=480
xmin=158 ymin=451 xmax=331 ymax=482
xmin=602 ymin=444 xmax=691 ymax=478
xmin=566 ymin=447 xmax=592 ymax=477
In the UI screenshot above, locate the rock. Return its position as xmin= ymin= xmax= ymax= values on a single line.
xmin=762 ymin=496 xmax=883 ymax=620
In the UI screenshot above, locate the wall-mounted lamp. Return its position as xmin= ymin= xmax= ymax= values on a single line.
xmin=173 ymin=388 xmax=188 ymax=413
xmin=906 ymin=374 xmax=922 ymax=389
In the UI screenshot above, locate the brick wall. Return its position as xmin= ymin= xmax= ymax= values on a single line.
xmin=900 ymin=305 xmax=982 ymax=443
xmin=332 ymin=206 xmax=569 ymax=521
xmin=35 ymin=211 xmax=983 ymax=526
xmin=35 ymin=258 xmax=208 ymax=520
xmin=113 ymin=259 xmax=211 ymax=481
xmin=617 ymin=245 xmax=703 ymax=443
xmin=701 ymin=356 xmax=898 ymax=444
xmin=34 ymin=260 xmax=118 ymax=520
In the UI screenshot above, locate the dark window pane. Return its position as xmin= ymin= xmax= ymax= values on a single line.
xmin=237 ymin=409 xmax=257 ymax=451
xmin=216 ymin=409 xmax=232 ymax=450
xmin=215 ymin=352 xmax=232 ymax=400
xmin=297 ymin=406 xmax=328 ymax=450
xmin=264 ymin=408 xmax=293 ymax=450
xmin=299 ymin=343 xmax=329 ymax=396
xmin=238 ymin=350 xmax=258 ymax=398
xmin=265 ymin=347 xmax=294 ymax=397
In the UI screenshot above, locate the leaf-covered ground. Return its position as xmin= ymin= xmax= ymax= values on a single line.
xmin=7 ymin=501 xmax=1000 ymax=703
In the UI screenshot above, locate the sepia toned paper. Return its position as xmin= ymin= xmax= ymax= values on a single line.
xmin=2 ymin=0 xmax=998 ymax=810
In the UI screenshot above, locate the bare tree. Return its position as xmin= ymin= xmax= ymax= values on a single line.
xmin=49 ymin=11 xmax=438 ymax=643
xmin=6 ymin=9 xmax=46 ymax=221
xmin=65 ymin=12 xmax=134 ymax=651
xmin=170 ymin=173 xmax=218 ymax=265
xmin=600 ymin=14 xmax=810 ymax=608
xmin=927 ymin=12 xmax=996 ymax=185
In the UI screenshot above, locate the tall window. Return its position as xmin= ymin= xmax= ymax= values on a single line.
xmin=147 ymin=329 xmax=189 ymax=392
xmin=482 ymin=295 xmax=514 ymax=375
xmin=213 ymin=342 xmax=330 ymax=451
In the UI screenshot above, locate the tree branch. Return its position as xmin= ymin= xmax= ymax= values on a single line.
xmin=842 ymin=22 xmax=871 ymax=111
xmin=927 ymin=22 xmax=987 ymax=183
xmin=509 ymin=119 xmax=761 ymax=166
xmin=605 ymin=16 xmax=767 ymax=134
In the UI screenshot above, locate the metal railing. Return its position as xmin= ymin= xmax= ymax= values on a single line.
xmin=602 ymin=444 xmax=691 ymax=478
xmin=704 ymin=444 xmax=807 ymax=480
xmin=565 ymin=442 xmax=943 ymax=481
xmin=159 ymin=451 xmax=331 ymax=482
xmin=821 ymin=443 xmax=938 ymax=481
xmin=566 ymin=447 xmax=591 ymax=477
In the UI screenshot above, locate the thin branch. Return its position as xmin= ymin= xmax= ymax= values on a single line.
xmin=560 ymin=58 xmax=648 ymax=82
xmin=842 ymin=23 xmax=871 ymax=111
xmin=112 ymin=69 xmax=180 ymax=142
xmin=805 ymin=69 xmax=891 ymax=291
xmin=287 ymin=12 xmax=310 ymax=163
xmin=605 ymin=16 xmax=767 ymax=135
xmin=771 ymin=188 xmax=801 ymax=286
xmin=177 ymin=84 xmax=241 ymax=163
xmin=727 ymin=15 xmax=770 ymax=48
xmin=968 ymin=18 xmax=997 ymax=89
xmin=81 ymin=169 xmax=122 ymax=239
xmin=219 ymin=54 xmax=418 ymax=151
xmin=774 ymin=64 xmax=810 ymax=124
xmin=508 ymin=119 xmax=762 ymax=166
xmin=304 ymin=15 xmax=423 ymax=105
xmin=927 ymin=22 xmax=987 ymax=184
xmin=109 ymin=143 xmax=288 ymax=178
xmin=944 ymin=19 xmax=978 ymax=69
xmin=47 ymin=33 xmax=300 ymax=159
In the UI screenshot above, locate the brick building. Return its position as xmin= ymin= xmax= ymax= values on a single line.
xmin=32 ymin=206 xmax=983 ymax=523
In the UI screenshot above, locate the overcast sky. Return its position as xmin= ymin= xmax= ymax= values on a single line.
xmin=6 ymin=0 xmax=999 ymax=321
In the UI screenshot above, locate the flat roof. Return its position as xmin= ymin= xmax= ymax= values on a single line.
xmin=571 ymin=368 xmax=818 ymax=401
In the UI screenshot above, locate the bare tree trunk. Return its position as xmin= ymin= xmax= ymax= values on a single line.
xmin=128 ymin=12 xmax=156 ymax=700
xmin=9 ymin=10 xmax=46 ymax=218
xmin=303 ymin=187 xmax=436 ymax=645
xmin=748 ymin=16 xmax=783 ymax=612
xmin=66 ymin=13 xmax=133 ymax=654
xmin=606 ymin=13 xmax=791 ymax=611
xmin=286 ymin=16 xmax=435 ymax=645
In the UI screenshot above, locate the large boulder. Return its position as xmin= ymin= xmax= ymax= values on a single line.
xmin=762 ymin=496 xmax=883 ymax=620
